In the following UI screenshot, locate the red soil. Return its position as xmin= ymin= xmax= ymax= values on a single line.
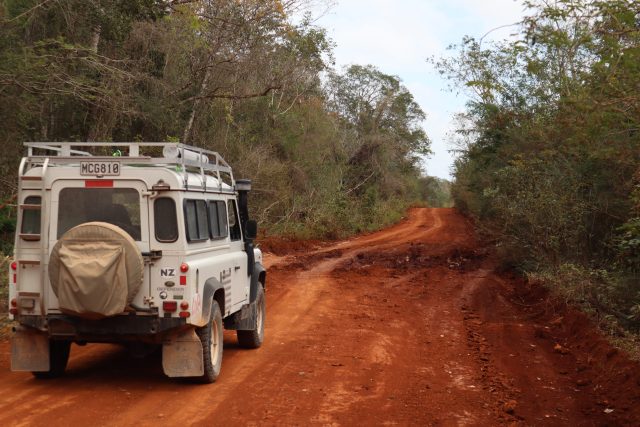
xmin=0 ymin=208 xmax=638 ymax=426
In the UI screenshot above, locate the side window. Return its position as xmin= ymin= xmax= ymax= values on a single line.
xmin=196 ymin=200 xmax=208 ymax=239
xmin=154 ymin=198 xmax=178 ymax=242
xmin=228 ymin=201 xmax=242 ymax=241
xmin=184 ymin=199 xmax=209 ymax=242
xmin=21 ymin=196 xmax=41 ymax=238
xmin=216 ymin=201 xmax=228 ymax=239
xmin=208 ymin=201 xmax=229 ymax=239
xmin=185 ymin=200 xmax=198 ymax=240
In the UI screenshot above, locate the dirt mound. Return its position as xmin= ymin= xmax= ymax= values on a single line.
xmin=258 ymin=236 xmax=326 ymax=256
xmin=269 ymin=249 xmax=344 ymax=272
xmin=523 ymin=282 xmax=640 ymax=423
xmin=464 ymin=271 xmax=640 ymax=425
xmin=333 ymin=242 xmax=487 ymax=273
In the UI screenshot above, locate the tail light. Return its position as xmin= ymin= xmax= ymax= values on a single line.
xmin=85 ymin=180 xmax=113 ymax=188
xmin=179 ymin=311 xmax=190 ymax=318
xmin=11 ymin=261 xmax=17 ymax=284
xmin=9 ymin=299 xmax=17 ymax=316
xmin=163 ymin=301 xmax=177 ymax=312
xmin=180 ymin=302 xmax=189 ymax=310
xmin=179 ymin=263 xmax=189 ymax=286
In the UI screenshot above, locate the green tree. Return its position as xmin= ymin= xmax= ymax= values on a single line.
xmin=437 ymin=0 xmax=640 ymax=331
xmin=0 ymin=0 xmax=438 ymax=249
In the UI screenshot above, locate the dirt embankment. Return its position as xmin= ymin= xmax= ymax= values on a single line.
xmin=0 ymin=208 xmax=638 ymax=426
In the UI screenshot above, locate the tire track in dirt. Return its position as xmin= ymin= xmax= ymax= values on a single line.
xmin=0 ymin=208 xmax=638 ymax=426
xmin=0 ymin=208 xmax=441 ymax=426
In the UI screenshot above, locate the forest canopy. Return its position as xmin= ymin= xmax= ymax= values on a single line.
xmin=0 ymin=0 xmax=442 ymax=249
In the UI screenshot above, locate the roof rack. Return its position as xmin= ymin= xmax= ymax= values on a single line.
xmin=22 ymin=142 xmax=234 ymax=189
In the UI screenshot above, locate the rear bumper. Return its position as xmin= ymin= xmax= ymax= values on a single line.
xmin=16 ymin=314 xmax=187 ymax=343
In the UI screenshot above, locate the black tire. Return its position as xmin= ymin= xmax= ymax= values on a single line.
xmin=196 ymin=299 xmax=223 ymax=383
xmin=32 ymin=340 xmax=71 ymax=379
xmin=237 ymin=285 xmax=265 ymax=349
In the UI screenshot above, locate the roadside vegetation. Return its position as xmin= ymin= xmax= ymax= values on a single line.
xmin=437 ymin=0 xmax=640 ymax=350
xmin=0 ymin=0 xmax=455 ymax=313
xmin=0 ymin=255 xmax=9 ymax=326
xmin=0 ymin=0 xmax=447 ymax=247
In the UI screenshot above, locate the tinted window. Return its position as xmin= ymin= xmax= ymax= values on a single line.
xmin=217 ymin=201 xmax=228 ymax=238
xmin=208 ymin=201 xmax=220 ymax=238
xmin=58 ymin=188 xmax=141 ymax=240
xmin=228 ymin=201 xmax=242 ymax=241
xmin=184 ymin=199 xmax=209 ymax=242
xmin=154 ymin=198 xmax=178 ymax=242
xmin=196 ymin=200 xmax=209 ymax=238
xmin=21 ymin=196 xmax=41 ymax=235
xmin=208 ymin=201 xmax=229 ymax=239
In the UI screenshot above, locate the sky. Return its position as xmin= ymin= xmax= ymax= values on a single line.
xmin=308 ymin=0 xmax=528 ymax=179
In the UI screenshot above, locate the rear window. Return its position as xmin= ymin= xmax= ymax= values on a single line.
xmin=154 ymin=198 xmax=178 ymax=242
xmin=57 ymin=188 xmax=141 ymax=240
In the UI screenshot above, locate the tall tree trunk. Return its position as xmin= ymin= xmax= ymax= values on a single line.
xmin=183 ymin=58 xmax=214 ymax=144
xmin=90 ymin=25 xmax=101 ymax=53
xmin=87 ymin=24 xmax=105 ymax=142
xmin=40 ymin=102 xmax=49 ymax=140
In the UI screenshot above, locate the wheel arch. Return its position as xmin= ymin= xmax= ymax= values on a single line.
xmin=250 ymin=262 xmax=266 ymax=303
xmin=199 ymin=278 xmax=225 ymax=326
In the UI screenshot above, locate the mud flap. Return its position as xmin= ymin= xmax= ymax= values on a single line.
xmin=162 ymin=328 xmax=204 ymax=377
xmin=223 ymin=301 xmax=257 ymax=330
xmin=11 ymin=326 xmax=49 ymax=372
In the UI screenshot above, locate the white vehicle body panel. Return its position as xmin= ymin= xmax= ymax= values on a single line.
xmin=10 ymin=144 xmax=256 ymax=325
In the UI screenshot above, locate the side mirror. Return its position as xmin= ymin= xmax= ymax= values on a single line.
xmin=245 ymin=220 xmax=258 ymax=240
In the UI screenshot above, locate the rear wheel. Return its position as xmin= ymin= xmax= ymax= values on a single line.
xmin=32 ymin=340 xmax=71 ymax=379
xmin=237 ymin=285 xmax=265 ymax=349
xmin=196 ymin=299 xmax=223 ymax=383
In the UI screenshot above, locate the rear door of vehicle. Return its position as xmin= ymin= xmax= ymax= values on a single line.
xmin=47 ymin=179 xmax=151 ymax=311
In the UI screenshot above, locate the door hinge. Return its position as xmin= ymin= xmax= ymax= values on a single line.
xmin=142 ymin=250 xmax=163 ymax=261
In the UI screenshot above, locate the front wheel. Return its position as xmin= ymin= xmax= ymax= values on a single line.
xmin=237 ymin=285 xmax=265 ymax=349
xmin=196 ymin=299 xmax=223 ymax=383
xmin=32 ymin=340 xmax=71 ymax=379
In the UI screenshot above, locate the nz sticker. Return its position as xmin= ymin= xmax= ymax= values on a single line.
xmin=160 ymin=268 xmax=176 ymax=278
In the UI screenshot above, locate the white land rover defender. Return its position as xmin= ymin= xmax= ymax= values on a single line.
xmin=8 ymin=142 xmax=266 ymax=383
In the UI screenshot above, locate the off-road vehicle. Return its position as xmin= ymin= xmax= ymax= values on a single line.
xmin=9 ymin=142 xmax=266 ymax=382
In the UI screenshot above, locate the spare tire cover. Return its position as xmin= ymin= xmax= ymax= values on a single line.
xmin=49 ymin=222 xmax=144 ymax=319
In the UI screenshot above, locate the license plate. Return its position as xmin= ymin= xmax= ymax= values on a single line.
xmin=80 ymin=161 xmax=121 ymax=176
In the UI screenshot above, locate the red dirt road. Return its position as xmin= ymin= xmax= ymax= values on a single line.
xmin=1 ymin=208 xmax=639 ymax=426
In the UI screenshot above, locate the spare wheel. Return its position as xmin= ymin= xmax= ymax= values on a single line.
xmin=49 ymin=222 xmax=144 ymax=319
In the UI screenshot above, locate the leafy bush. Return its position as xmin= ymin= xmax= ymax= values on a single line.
xmin=530 ymin=264 xmax=640 ymax=334
xmin=439 ymin=0 xmax=640 ymax=340
xmin=0 ymin=204 xmax=16 ymax=255
xmin=0 ymin=254 xmax=9 ymax=314
xmin=615 ymin=218 xmax=640 ymax=271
